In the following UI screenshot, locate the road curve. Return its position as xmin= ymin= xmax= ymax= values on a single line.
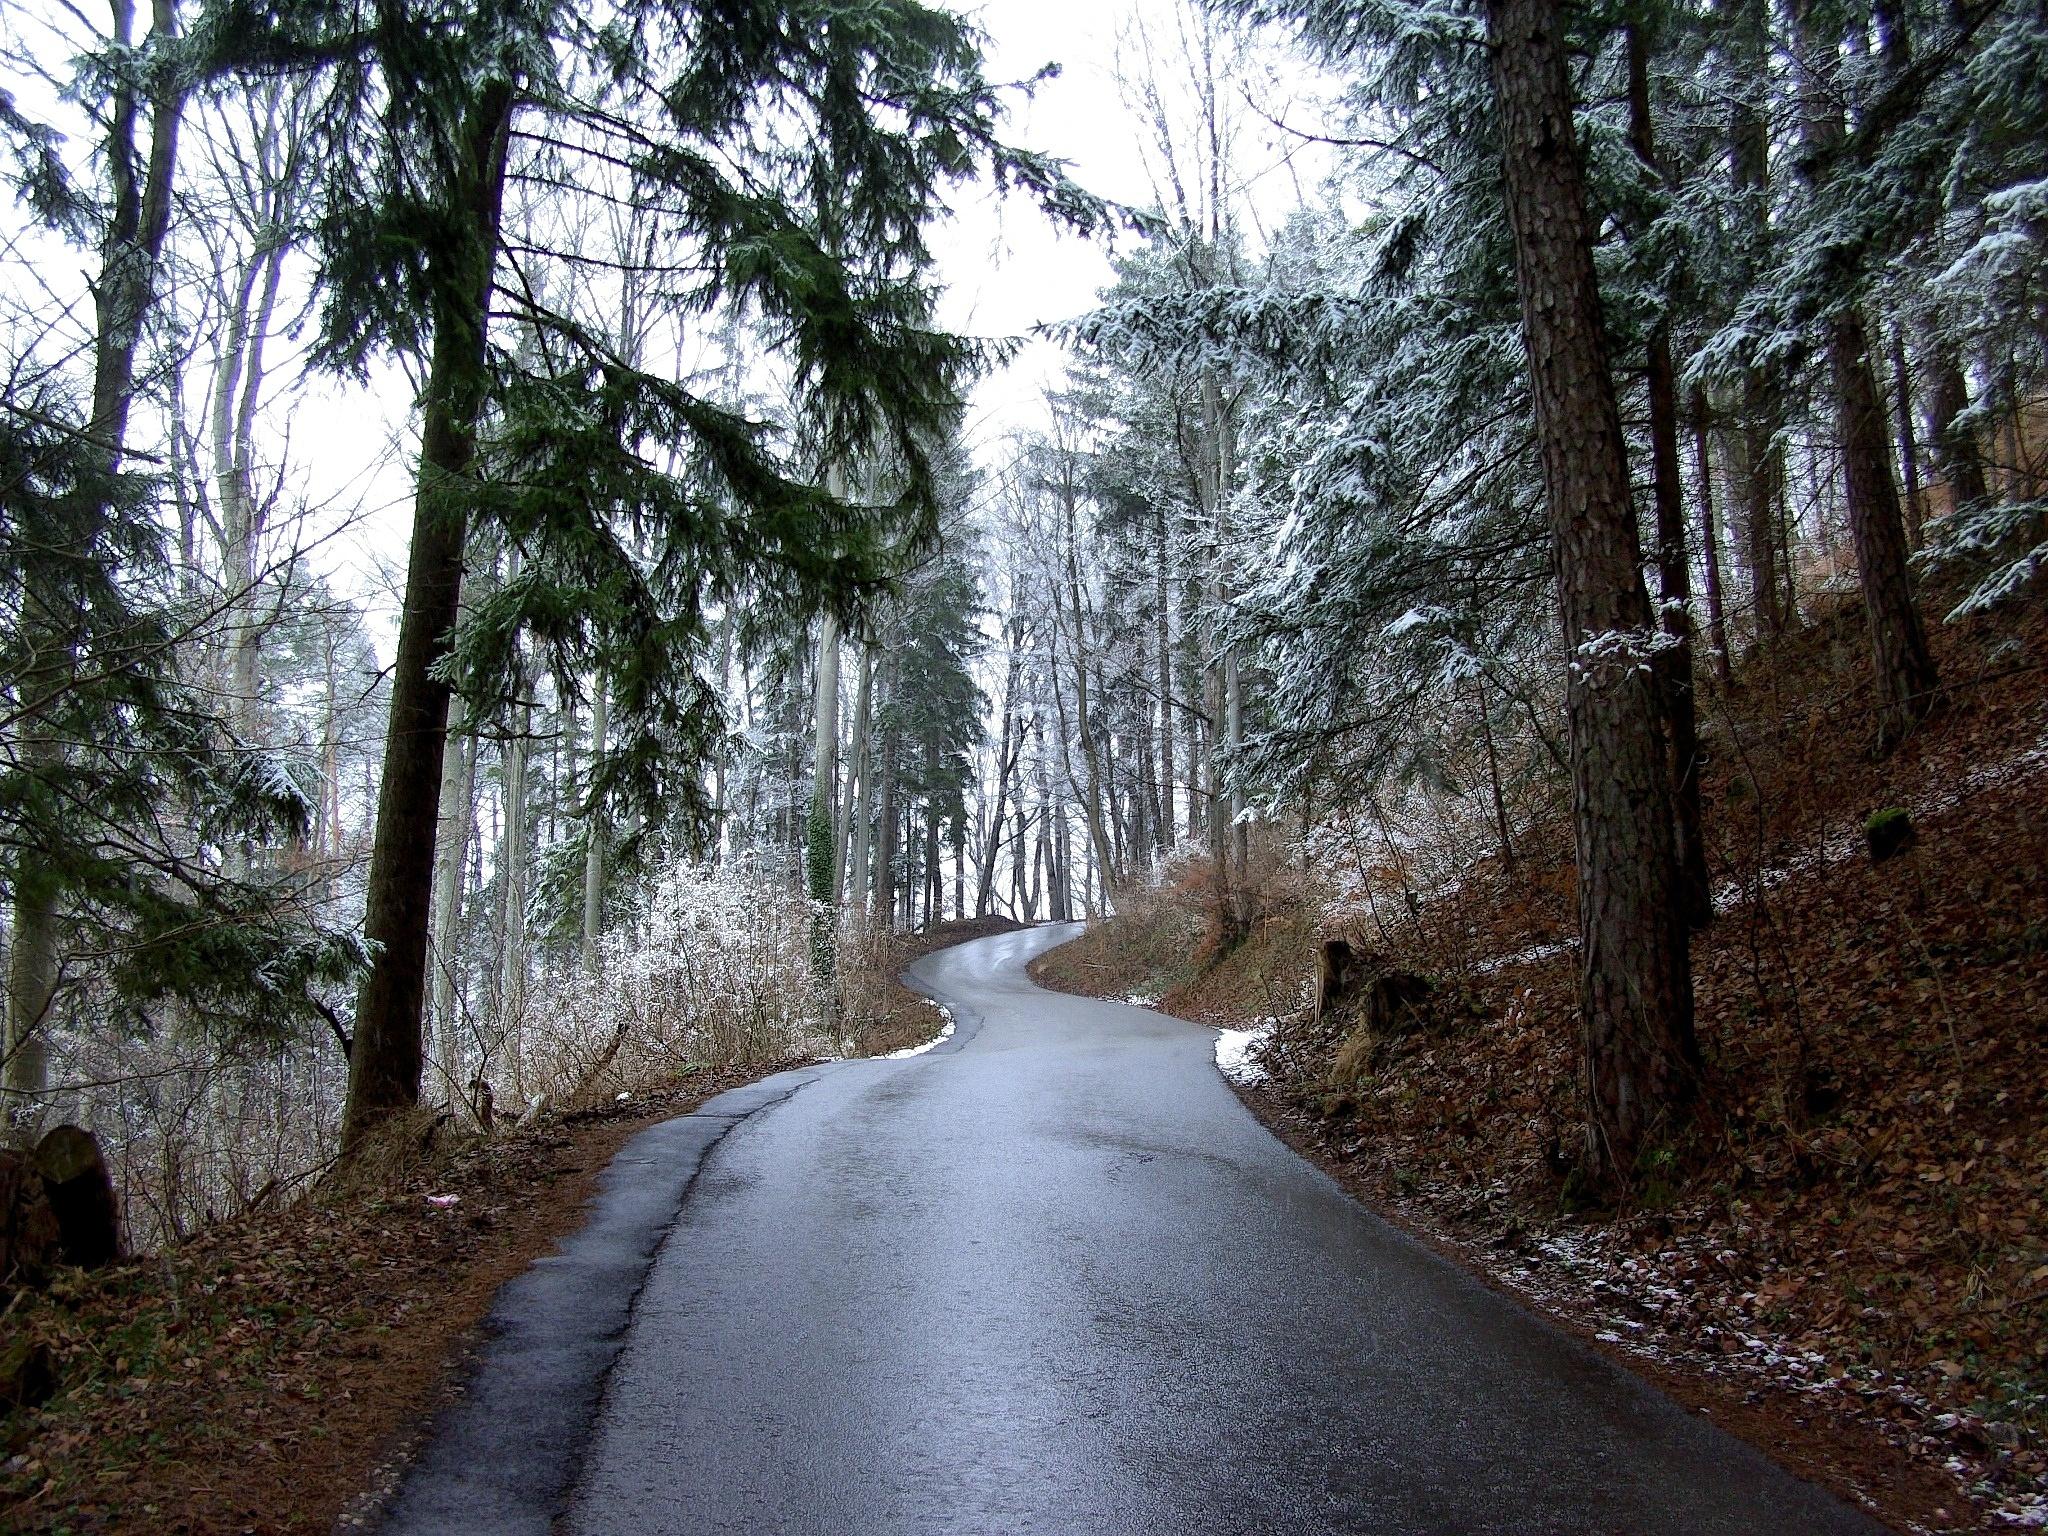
xmin=560 ymin=924 xmax=1883 ymax=1535
xmin=381 ymin=923 xmax=1886 ymax=1535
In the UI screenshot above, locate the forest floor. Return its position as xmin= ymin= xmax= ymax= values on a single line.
xmin=1035 ymin=600 xmax=2048 ymax=1535
xmin=0 ymin=918 xmax=1015 ymax=1534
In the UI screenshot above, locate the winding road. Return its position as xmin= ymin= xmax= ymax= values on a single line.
xmin=380 ymin=923 xmax=1885 ymax=1535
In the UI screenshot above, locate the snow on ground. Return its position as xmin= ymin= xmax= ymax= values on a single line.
xmin=1215 ymin=1021 xmax=1276 ymax=1086
xmin=880 ymin=1006 xmax=955 ymax=1060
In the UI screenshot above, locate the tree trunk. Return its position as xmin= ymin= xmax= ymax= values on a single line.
xmin=1689 ymin=391 xmax=1734 ymax=684
xmin=429 ymin=714 xmax=476 ymax=1101
xmin=809 ymin=609 xmax=842 ymax=904
xmin=873 ymin=650 xmax=899 ymax=925
xmin=1930 ymin=352 xmax=1988 ymax=515
xmin=1786 ymin=0 xmax=1938 ymax=747
xmin=1058 ymin=483 xmax=1119 ymax=898
xmin=498 ymin=642 xmax=532 ymax=1095
xmin=846 ymin=646 xmax=874 ymax=913
xmin=1889 ymin=328 xmax=1926 ymax=549
xmin=1830 ymin=311 xmax=1939 ymax=745
xmin=1628 ymin=26 xmax=1711 ymax=928
xmin=343 ymin=80 xmax=514 ymax=1153
xmin=1476 ymin=674 xmax=1514 ymax=867
xmin=1486 ymin=0 xmax=1698 ymax=1178
xmin=1155 ymin=503 xmax=1176 ymax=853
xmin=1728 ymin=0 xmax=1791 ymax=646
xmin=6 ymin=0 xmax=186 ymax=1132
xmin=710 ymin=611 xmax=733 ymax=861
xmin=581 ymin=673 xmax=607 ymax=970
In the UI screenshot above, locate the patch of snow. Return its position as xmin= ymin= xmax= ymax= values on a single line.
xmin=1472 ymin=939 xmax=1571 ymax=975
xmin=881 ymin=1007 xmax=955 ymax=1060
xmin=1994 ymin=1495 xmax=2048 ymax=1528
xmin=1215 ymin=1020 xmax=1276 ymax=1086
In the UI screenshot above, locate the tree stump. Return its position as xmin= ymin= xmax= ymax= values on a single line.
xmin=1314 ymin=939 xmax=1357 ymax=1024
xmin=33 ymin=1126 xmax=121 ymax=1269
xmin=0 ymin=1336 xmax=56 ymax=1411
xmin=1865 ymin=807 xmax=1917 ymax=863
xmin=0 ymin=1149 xmax=62 ymax=1287
xmin=1366 ymin=971 xmax=1435 ymax=1037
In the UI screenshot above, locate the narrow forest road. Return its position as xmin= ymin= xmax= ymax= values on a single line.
xmin=380 ymin=925 xmax=1885 ymax=1535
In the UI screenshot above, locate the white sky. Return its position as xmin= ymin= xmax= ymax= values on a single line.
xmin=934 ymin=0 xmax=1325 ymax=458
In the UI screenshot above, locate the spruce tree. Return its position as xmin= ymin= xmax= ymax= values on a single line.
xmin=205 ymin=0 xmax=1109 ymax=1147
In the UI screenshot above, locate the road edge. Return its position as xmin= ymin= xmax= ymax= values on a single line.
xmin=367 ymin=1064 xmax=832 ymax=1536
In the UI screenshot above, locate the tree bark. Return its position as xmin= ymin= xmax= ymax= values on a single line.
xmin=1054 ymin=469 xmax=1119 ymax=899
xmin=497 ymin=633 xmax=532 ymax=1096
xmin=1929 ymin=351 xmax=1988 ymax=515
xmin=873 ymin=649 xmax=900 ymax=925
xmin=1689 ymin=391 xmax=1734 ymax=684
xmin=809 ymin=609 xmax=842 ymax=904
xmin=975 ymin=643 xmax=1021 ymax=916
xmin=1889 ymin=328 xmax=1926 ymax=549
xmin=1628 ymin=26 xmax=1711 ymax=928
xmin=1727 ymin=0 xmax=1792 ymax=645
xmin=581 ymin=673 xmax=608 ymax=969
xmin=1830 ymin=310 xmax=1939 ymax=745
xmin=1485 ymin=0 xmax=1698 ymax=1177
xmin=1787 ymin=0 xmax=1938 ymax=747
xmin=429 ymin=707 xmax=476 ymax=1100
xmin=1155 ymin=503 xmax=1175 ymax=853
xmin=343 ymin=80 xmax=514 ymax=1152
xmin=845 ymin=646 xmax=874 ymax=913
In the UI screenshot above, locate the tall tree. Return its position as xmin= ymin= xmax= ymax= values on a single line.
xmin=1785 ymin=0 xmax=1938 ymax=747
xmin=217 ymin=0 xmax=1107 ymax=1147
xmin=1485 ymin=0 xmax=1697 ymax=1175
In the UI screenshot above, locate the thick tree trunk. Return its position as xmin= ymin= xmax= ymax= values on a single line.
xmin=1930 ymin=352 xmax=1989 ymax=515
xmin=343 ymin=80 xmax=514 ymax=1153
xmin=1486 ymin=0 xmax=1698 ymax=1178
xmin=1829 ymin=311 xmax=1939 ymax=745
xmin=1627 ymin=27 xmax=1712 ymax=928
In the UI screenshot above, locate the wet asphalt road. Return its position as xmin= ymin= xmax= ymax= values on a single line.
xmin=380 ymin=923 xmax=1887 ymax=1534
xmin=542 ymin=924 xmax=1882 ymax=1535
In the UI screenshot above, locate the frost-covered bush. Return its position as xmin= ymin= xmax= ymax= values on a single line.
xmin=510 ymin=853 xmax=830 ymax=1110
